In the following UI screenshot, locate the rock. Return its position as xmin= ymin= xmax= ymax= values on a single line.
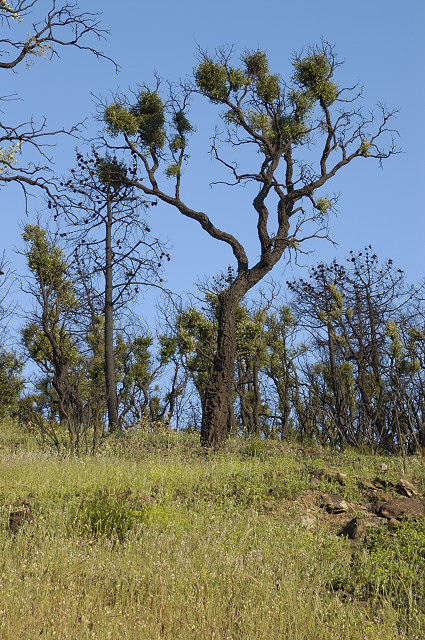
xmin=8 ymin=505 xmax=33 ymax=533
xmin=319 ymin=494 xmax=353 ymax=514
xmin=338 ymin=517 xmax=367 ymax=540
xmin=309 ymin=469 xmax=326 ymax=486
xmin=300 ymin=512 xmax=317 ymax=529
xmin=373 ymin=477 xmax=396 ymax=490
xmin=335 ymin=472 xmax=347 ymax=485
xmin=359 ymin=499 xmax=371 ymax=511
xmin=377 ymin=463 xmax=388 ymax=473
xmin=338 ymin=515 xmax=384 ymax=541
xmin=387 ymin=518 xmax=399 ymax=531
xmin=309 ymin=476 xmax=322 ymax=488
xmin=395 ymin=479 xmax=422 ymax=498
xmin=369 ymin=501 xmax=386 ymax=515
xmin=379 ymin=497 xmax=425 ymax=520
xmin=358 ymin=478 xmax=379 ymax=490
xmin=367 ymin=493 xmax=393 ymax=513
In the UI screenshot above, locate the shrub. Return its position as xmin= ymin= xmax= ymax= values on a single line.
xmin=72 ymin=490 xmax=142 ymax=543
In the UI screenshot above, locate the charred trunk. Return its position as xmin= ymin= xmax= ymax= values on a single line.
xmin=201 ymin=287 xmax=241 ymax=447
xmin=105 ymin=192 xmax=119 ymax=430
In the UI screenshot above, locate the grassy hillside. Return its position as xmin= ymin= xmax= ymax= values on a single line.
xmin=0 ymin=421 xmax=424 ymax=639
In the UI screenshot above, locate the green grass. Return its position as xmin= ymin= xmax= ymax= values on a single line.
xmin=0 ymin=420 xmax=424 ymax=639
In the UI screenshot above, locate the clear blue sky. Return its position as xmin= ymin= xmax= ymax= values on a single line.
xmin=2 ymin=0 xmax=424 ymax=331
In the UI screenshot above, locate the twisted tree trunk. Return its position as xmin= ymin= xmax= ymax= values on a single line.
xmin=201 ymin=286 xmax=241 ymax=447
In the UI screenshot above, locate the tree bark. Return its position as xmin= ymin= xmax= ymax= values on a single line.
xmin=252 ymin=360 xmax=262 ymax=436
xmin=104 ymin=191 xmax=119 ymax=430
xmin=201 ymin=287 xmax=241 ymax=447
xmin=200 ymin=252 xmax=287 ymax=446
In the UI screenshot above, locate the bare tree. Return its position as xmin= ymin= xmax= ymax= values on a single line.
xmin=0 ymin=1 xmax=116 ymax=204
xmin=288 ymin=249 xmax=424 ymax=451
xmin=58 ymin=148 xmax=168 ymax=430
xmin=0 ymin=251 xmax=15 ymax=334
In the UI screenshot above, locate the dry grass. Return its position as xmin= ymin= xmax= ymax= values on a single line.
xmin=0 ymin=422 xmax=424 ymax=639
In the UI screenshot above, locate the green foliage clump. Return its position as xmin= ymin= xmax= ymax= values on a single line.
xmin=288 ymin=88 xmax=315 ymax=117
xmin=165 ymin=163 xmax=181 ymax=178
xmin=195 ymin=59 xmax=228 ymax=102
xmin=350 ymin=518 xmax=425 ymax=612
xmin=359 ymin=139 xmax=372 ymax=157
xmin=256 ymin=72 xmax=280 ymax=102
xmin=244 ymin=51 xmax=280 ymax=102
xmin=235 ymin=306 xmax=267 ymax=361
xmin=169 ymin=111 xmax=193 ymax=153
xmin=196 ymin=51 xmax=280 ymax=104
xmin=115 ymin=334 xmax=160 ymax=419
xmin=278 ymin=114 xmax=309 ymax=144
xmin=386 ymin=320 xmax=403 ymax=361
xmin=328 ymin=281 xmax=344 ymax=309
xmin=131 ymin=91 xmax=165 ymax=149
xmin=21 ymin=225 xmax=79 ymax=373
xmin=169 ymin=136 xmax=183 ymax=153
xmin=244 ymin=50 xmax=269 ymax=78
xmin=172 ymin=109 xmax=193 ymax=137
xmin=72 ymin=490 xmax=144 ymax=542
xmin=0 ymin=350 xmax=24 ymax=419
xmin=316 ymin=196 xmax=332 ymax=214
xmin=23 ymin=224 xmax=72 ymax=294
xmin=158 ymin=335 xmax=177 ymax=365
xmin=104 ymin=91 xmax=166 ymax=150
xmin=104 ymin=103 xmax=140 ymax=137
xmin=22 ymin=322 xmax=79 ymax=369
xmin=246 ymin=110 xmax=273 ymax=137
xmin=228 ymin=67 xmax=248 ymax=91
xmin=293 ymin=51 xmax=338 ymax=105
xmin=0 ymin=140 xmax=22 ymax=175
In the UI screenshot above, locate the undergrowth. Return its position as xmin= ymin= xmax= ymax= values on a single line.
xmin=0 ymin=419 xmax=424 ymax=639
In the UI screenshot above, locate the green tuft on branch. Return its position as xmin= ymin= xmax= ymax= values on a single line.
xmin=165 ymin=163 xmax=181 ymax=178
xmin=244 ymin=50 xmax=269 ymax=78
xmin=316 ymin=196 xmax=332 ymax=214
xmin=195 ymin=59 xmax=228 ymax=102
xmin=104 ymin=92 xmax=166 ymax=150
xmin=131 ymin=91 xmax=166 ymax=149
xmin=256 ymin=73 xmax=280 ymax=102
xmin=358 ymin=139 xmax=372 ymax=157
xmin=104 ymin=103 xmax=140 ymax=137
xmin=293 ymin=51 xmax=338 ymax=105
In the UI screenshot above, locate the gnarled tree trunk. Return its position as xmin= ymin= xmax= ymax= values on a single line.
xmin=201 ymin=286 xmax=241 ymax=447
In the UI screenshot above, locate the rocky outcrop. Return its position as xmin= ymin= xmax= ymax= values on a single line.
xmin=312 ymin=470 xmax=424 ymax=536
xmin=338 ymin=515 xmax=384 ymax=541
xmin=319 ymin=494 xmax=354 ymax=514
xmin=378 ymin=497 xmax=425 ymax=520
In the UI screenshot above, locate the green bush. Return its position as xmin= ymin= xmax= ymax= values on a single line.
xmin=241 ymin=438 xmax=268 ymax=458
xmin=361 ymin=518 xmax=425 ymax=606
xmin=328 ymin=516 xmax=425 ymax=627
xmin=72 ymin=490 xmax=142 ymax=542
xmin=70 ymin=488 xmax=171 ymax=543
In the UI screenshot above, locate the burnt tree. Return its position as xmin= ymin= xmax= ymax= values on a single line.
xmin=103 ymin=43 xmax=397 ymax=446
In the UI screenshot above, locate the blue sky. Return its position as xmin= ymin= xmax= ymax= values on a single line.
xmin=2 ymin=0 xmax=424 ymax=331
